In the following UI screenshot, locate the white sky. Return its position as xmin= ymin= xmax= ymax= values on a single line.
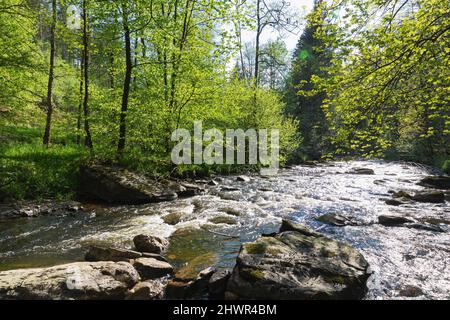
xmin=241 ymin=0 xmax=315 ymax=53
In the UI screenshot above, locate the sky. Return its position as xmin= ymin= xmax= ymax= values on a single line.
xmin=241 ymin=0 xmax=315 ymax=53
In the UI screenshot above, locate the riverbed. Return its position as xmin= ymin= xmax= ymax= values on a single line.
xmin=0 ymin=160 xmax=449 ymax=299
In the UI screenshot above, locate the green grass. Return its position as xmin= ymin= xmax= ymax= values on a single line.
xmin=0 ymin=143 xmax=88 ymax=201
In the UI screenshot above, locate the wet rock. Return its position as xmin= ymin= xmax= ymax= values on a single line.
xmin=378 ymin=215 xmax=414 ymax=226
xmin=221 ymin=186 xmax=240 ymax=191
xmin=208 ymin=269 xmax=231 ymax=299
xmin=279 ymin=219 xmax=322 ymax=237
xmin=208 ymin=215 xmax=237 ymax=225
xmin=418 ymin=176 xmax=450 ymax=190
xmin=132 ymin=258 xmax=173 ymax=280
xmin=226 ymin=220 xmax=371 ymax=300
xmin=78 ymin=164 xmax=183 ymax=204
xmin=392 ymin=191 xmax=412 ymax=199
xmin=405 ymin=223 xmax=444 ymax=233
xmin=162 ymin=212 xmax=183 ymax=225
xmin=0 ymin=200 xmax=84 ymax=219
xmin=126 ymin=280 xmax=166 ymax=300
xmin=412 ymin=191 xmax=445 ymax=203
xmin=347 ymin=168 xmax=375 ymax=175
xmin=133 ymin=234 xmax=169 ymax=254
xmin=398 ymin=285 xmax=424 ymax=298
xmin=385 ymin=199 xmax=405 ymax=206
xmin=85 ymin=246 xmax=142 ymax=262
xmin=316 ymin=213 xmax=357 ymax=227
xmin=0 ymin=261 xmax=139 ymax=300
xmin=165 ymin=267 xmax=216 ymax=299
xmin=422 ymin=217 xmax=450 ymax=226
xmin=236 ymin=175 xmax=251 ymax=182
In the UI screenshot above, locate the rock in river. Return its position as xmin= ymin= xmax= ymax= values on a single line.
xmin=132 ymin=258 xmax=173 ymax=280
xmin=133 ymin=234 xmax=169 ymax=254
xmin=346 ymin=168 xmax=375 ymax=175
xmin=78 ymin=164 xmax=203 ymax=204
xmin=226 ymin=219 xmax=371 ymax=300
xmin=418 ymin=176 xmax=450 ymax=190
xmin=378 ymin=215 xmax=414 ymax=226
xmin=412 ymin=191 xmax=445 ymax=203
xmin=316 ymin=213 xmax=357 ymax=227
xmin=0 ymin=261 xmax=140 ymax=300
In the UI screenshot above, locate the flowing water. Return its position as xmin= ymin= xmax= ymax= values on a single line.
xmin=0 ymin=160 xmax=449 ymax=299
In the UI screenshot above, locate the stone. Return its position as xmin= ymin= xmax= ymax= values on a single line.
xmin=385 ymin=199 xmax=405 ymax=206
xmin=0 ymin=261 xmax=139 ymax=300
xmin=133 ymin=234 xmax=169 ymax=254
xmin=392 ymin=191 xmax=412 ymax=199
xmin=412 ymin=191 xmax=445 ymax=203
xmin=347 ymin=168 xmax=375 ymax=175
xmin=126 ymin=280 xmax=166 ymax=300
xmin=418 ymin=176 xmax=450 ymax=190
xmin=316 ymin=213 xmax=357 ymax=227
xmin=132 ymin=258 xmax=173 ymax=280
xmin=78 ymin=164 xmax=184 ymax=204
xmin=85 ymin=246 xmax=142 ymax=262
xmin=398 ymin=285 xmax=424 ymax=298
xmin=226 ymin=220 xmax=371 ymax=300
xmin=236 ymin=175 xmax=251 ymax=182
xmin=405 ymin=223 xmax=444 ymax=233
xmin=208 ymin=215 xmax=237 ymax=225
xmin=165 ymin=267 xmax=216 ymax=299
xmin=163 ymin=212 xmax=183 ymax=225
xmin=0 ymin=200 xmax=84 ymax=219
xmin=208 ymin=269 xmax=231 ymax=299
xmin=378 ymin=215 xmax=414 ymax=226
xmin=279 ymin=219 xmax=322 ymax=237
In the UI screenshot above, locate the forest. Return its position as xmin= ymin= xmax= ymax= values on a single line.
xmin=0 ymin=0 xmax=449 ymax=201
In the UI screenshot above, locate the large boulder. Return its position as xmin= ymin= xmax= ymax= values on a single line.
xmin=418 ymin=176 xmax=450 ymax=190
xmin=208 ymin=269 xmax=231 ymax=299
xmin=133 ymin=234 xmax=169 ymax=254
xmin=78 ymin=165 xmax=203 ymax=204
xmin=0 ymin=261 xmax=140 ymax=300
xmin=132 ymin=258 xmax=173 ymax=280
xmin=412 ymin=191 xmax=445 ymax=203
xmin=226 ymin=220 xmax=371 ymax=300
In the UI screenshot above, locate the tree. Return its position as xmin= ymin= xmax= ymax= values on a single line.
xmin=82 ymin=0 xmax=93 ymax=149
xmin=284 ymin=0 xmax=330 ymax=160
xmin=43 ymin=0 xmax=57 ymax=146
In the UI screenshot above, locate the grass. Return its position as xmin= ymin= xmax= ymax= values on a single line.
xmin=0 ymin=142 xmax=88 ymax=202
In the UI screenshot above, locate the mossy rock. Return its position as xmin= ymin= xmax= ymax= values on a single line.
xmin=163 ymin=212 xmax=183 ymax=225
xmin=208 ymin=215 xmax=237 ymax=225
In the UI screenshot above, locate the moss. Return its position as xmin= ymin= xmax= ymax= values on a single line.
xmin=242 ymin=267 xmax=266 ymax=281
xmin=244 ymin=242 xmax=267 ymax=255
xmin=163 ymin=212 xmax=183 ymax=225
xmin=326 ymin=275 xmax=347 ymax=285
xmin=208 ymin=216 xmax=237 ymax=225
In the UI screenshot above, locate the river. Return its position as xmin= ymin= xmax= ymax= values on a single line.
xmin=0 ymin=160 xmax=449 ymax=299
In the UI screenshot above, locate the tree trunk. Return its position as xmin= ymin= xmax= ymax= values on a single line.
xmin=117 ymin=3 xmax=132 ymax=156
xmin=82 ymin=0 xmax=93 ymax=149
xmin=77 ymin=53 xmax=83 ymax=145
xmin=43 ymin=0 xmax=57 ymax=146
